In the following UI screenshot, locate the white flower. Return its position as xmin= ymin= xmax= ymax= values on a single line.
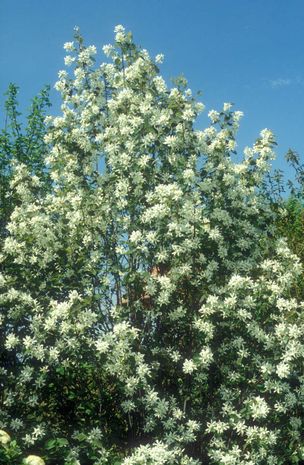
xmin=49 ymin=347 xmax=60 ymax=361
xmin=155 ymin=53 xmax=164 ymax=64
xmin=20 ymin=366 xmax=34 ymax=383
xmin=114 ymin=24 xmax=125 ymax=34
xmin=0 ymin=430 xmax=10 ymax=445
xmin=153 ymin=76 xmax=167 ymax=94
xmin=87 ymin=45 xmax=97 ymax=55
xmin=63 ymin=41 xmax=74 ymax=51
xmin=32 ymin=425 xmax=45 ymax=440
xmin=87 ymin=427 xmax=103 ymax=442
xmin=196 ymin=102 xmax=205 ymax=113
xmin=64 ymin=55 xmax=75 ymax=66
xmin=115 ymin=31 xmax=125 ymax=42
xmin=5 ymin=333 xmax=18 ymax=349
xmin=199 ymin=347 xmax=213 ymax=366
xmin=182 ymin=108 xmax=195 ymax=121
xmin=164 ymin=135 xmax=176 ymax=147
xmin=183 ymin=359 xmax=197 ymax=374
xmin=233 ymin=110 xmax=244 ymax=122
xmin=95 ymin=339 xmax=109 ymax=354
xmin=260 ymin=128 xmax=274 ymax=141
xmin=223 ymin=102 xmax=232 ymax=112
xmin=276 ymin=362 xmax=290 ymax=379
xmin=103 ymin=44 xmax=113 ymax=56
xmin=129 ymin=230 xmax=142 ymax=244
xmin=23 ymin=456 xmax=45 ymax=465
xmin=250 ymin=396 xmax=270 ymax=420
xmin=208 ymin=109 xmax=220 ymax=123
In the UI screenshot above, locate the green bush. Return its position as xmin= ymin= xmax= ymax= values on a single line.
xmin=0 ymin=25 xmax=304 ymax=465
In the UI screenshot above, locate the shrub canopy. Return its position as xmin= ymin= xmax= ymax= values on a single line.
xmin=0 ymin=25 xmax=304 ymax=465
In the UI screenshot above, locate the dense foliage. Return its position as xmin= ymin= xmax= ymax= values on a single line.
xmin=0 ymin=26 xmax=304 ymax=465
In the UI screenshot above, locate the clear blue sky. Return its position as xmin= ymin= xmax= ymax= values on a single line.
xmin=1 ymin=0 xmax=304 ymax=178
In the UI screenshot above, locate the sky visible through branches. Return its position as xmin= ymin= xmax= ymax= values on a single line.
xmin=1 ymin=0 xmax=304 ymax=181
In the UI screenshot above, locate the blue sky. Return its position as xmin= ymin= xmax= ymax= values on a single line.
xmin=1 ymin=0 xmax=304 ymax=179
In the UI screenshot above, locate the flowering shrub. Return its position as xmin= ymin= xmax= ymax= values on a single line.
xmin=0 ymin=25 xmax=304 ymax=464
